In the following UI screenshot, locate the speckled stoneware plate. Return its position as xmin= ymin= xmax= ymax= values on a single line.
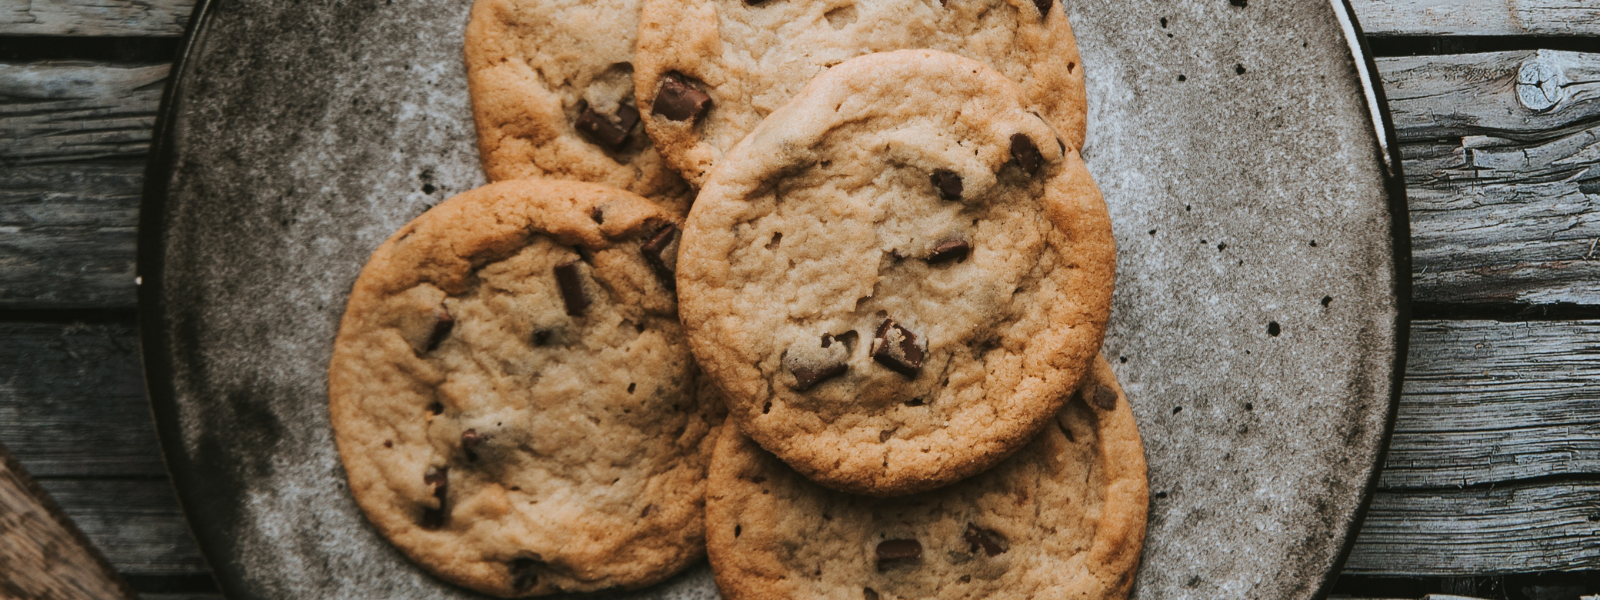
xmin=138 ymin=0 xmax=1408 ymax=596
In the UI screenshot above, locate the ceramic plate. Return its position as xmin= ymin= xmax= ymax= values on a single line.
xmin=138 ymin=0 xmax=1407 ymax=596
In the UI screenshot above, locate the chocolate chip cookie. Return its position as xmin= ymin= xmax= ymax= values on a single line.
xmin=466 ymin=0 xmax=693 ymax=215
xmin=676 ymin=50 xmax=1115 ymax=496
xmin=635 ymin=0 xmax=1087 ymax=187
xmin=706 ymin=355 xmax=1148 ymax=600
xmin=328 ymin=180 xmax=721 ymax=596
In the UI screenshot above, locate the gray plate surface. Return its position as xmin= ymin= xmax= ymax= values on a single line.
xmin=138 ymin=0 xmax=1406 ymax=597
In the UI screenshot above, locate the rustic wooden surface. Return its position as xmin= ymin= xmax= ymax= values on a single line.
xmin=1 ymin=0 xmax=1599 ymax=598
xmin=0 ymin=441 xmax=135 ymax=600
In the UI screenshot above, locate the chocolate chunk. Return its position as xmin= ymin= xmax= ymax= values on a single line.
xmin=871 ymin=319 xmax=925 ymax=377
xmin=875 ymin=538 xmax=922 ymax=570
xmin=425 ymin=308 xmax=454 ymax=352
xmin=532 ymin=330 xmax=552 ymax=346
xmin=615 ymin=103 xmax=641 ymax=134
xmin=1032 ymin=0 xmax=1052 ymax=16
xmin=575 ymin=103 xmax=638 ymax=150
xmin=964 ymin=524 xmax=1009 ymax=556
xmin=653 ymin=76 xmax=713 ymax=123
xmin=930 ymin=170 xmax=962 ymax=201
xmin=864 ymin=588 xmax=880 ymax=600
xmin=1087 ymin=383 xmax=1118 ymax=410
xmin=641 ymin=224 xmax=681 ymax=290
xmin=926 ymin=238 xmax=970 ymax=264
xmin=554 ymin=259 xmax=590 ymax=316
xmin=420 ymin=466 xmax=449 ymax=528
xmin=510 ymin=557 xmax=544 ymax=592
xmin=1010 ymin=133 xmax=1044 ymax=175
xmin=790 ymin=361 xmax=847 ymax=391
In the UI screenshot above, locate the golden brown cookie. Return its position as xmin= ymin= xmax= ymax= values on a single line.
xmin=706 ymin=355 xmax=1148 ymax=600
xmin=635 ymin=0 xmax=1088 ymax=187
xmin=328 ymin=180 xmax=720 ymax=596
xmin=676 ymin=50 xmax=1114 ymax=496
xmin=466 ymin=0 xmax=693 ymax=215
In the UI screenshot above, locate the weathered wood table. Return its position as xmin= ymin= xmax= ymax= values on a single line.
xmin=2 ymin=0 xmax=1598 ymax=598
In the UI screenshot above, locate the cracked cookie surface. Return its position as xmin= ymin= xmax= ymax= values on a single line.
xmin=635 ymin=0 xmax=1087 ymax=187
xmin=706 ymin=356 xmax=1148 ymax=600
xmin=676 ymin=51 xmax=1115 ymax=496
xmin=329 ymin=180 xmax=721 ymax=597
xmin=466 ymin=0 xmax=692 ymax=215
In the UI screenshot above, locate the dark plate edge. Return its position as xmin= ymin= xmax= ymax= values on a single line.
xmin=134 ymin=0 xmax=1415 ymax=597
xmin=136 ymin=0 xmax=241 ymax=596
xmin=1311 ymin=0 xmax=1413 ymax=598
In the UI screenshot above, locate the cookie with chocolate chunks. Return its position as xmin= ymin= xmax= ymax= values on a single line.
xmin=465 ymin=0 xmax=692 ymax=216
xmin=328 ymin=180 xmax=722 ymax=597
xmin=706 ymin=356 xmax=1148 ymax=600
xmin=635 ymin=0 xmax=1088 ymax=187
xmin=677 ymin=51 xmax=1115 ymax=496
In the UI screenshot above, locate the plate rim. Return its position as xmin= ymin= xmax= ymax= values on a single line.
xmin=134 ymin=0 xmax=1413 ymax=596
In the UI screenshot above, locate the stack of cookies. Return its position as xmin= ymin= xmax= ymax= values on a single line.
xmin=327 ymin=0 xmax=1148 ymax=598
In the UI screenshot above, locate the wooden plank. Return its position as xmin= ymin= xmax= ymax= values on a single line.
xmin=0 ymin=163 xmax=141 ymax=309
xmin=1380 ymin=50 xmax=1600 ymax=305
xmin=0 ymin=0 xmax=194 ymax=37
xmin=0 ymin=442 xmax=135 ymax=599
xmin=0 ymin=322 xmax=166 ymax=478
xmin=1345 ymin=481 xmax=1600 ymax=575
xmin=1348 ymin=0 xmax=1600 ymax=37
xmin=36 ymin=478 xmax=209 ymax=577
xmin=1381 ymin=320 xmax=1600 ymax=489
xmin=0 ymin=61 xmax=158 ymax=309
xmin=1381 ymin=51 xmax=1600 ymax=143
xmin=0 ymin=62 xmax=166 ymax=165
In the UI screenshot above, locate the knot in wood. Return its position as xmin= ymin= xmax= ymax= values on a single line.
xmin=1516 ymin=57 xmax=1565 ymax=113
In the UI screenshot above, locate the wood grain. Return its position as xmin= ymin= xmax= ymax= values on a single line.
xmin=0 ymin=322 xmax=207 ymax=577
xmin=0 ymin=62 xmax=166 ymax=165
xmin=0 ymin=163 xmax=141 ymax=309
xmin=0 ymin=322 xmax=165 ymax=478
xmin=35 ymin=478 xmax=210 ymax=577
xmin=1348 ymin=0 xmax=1600 ymax=37
xmin=0 ymin=0 xmax=194 ymax=36
xmin=1382 ymin=50 xmax=1600 ymax=305
xmin=0 ymin=61 xmax=159 ymax=309
xmin=1381 ymin=320 xmax=1600 ymax=490
xmin=0 ymin=442 xmax=135 ymax=600
xmin=1345 ymin=481 xmax=1600 ymax=575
